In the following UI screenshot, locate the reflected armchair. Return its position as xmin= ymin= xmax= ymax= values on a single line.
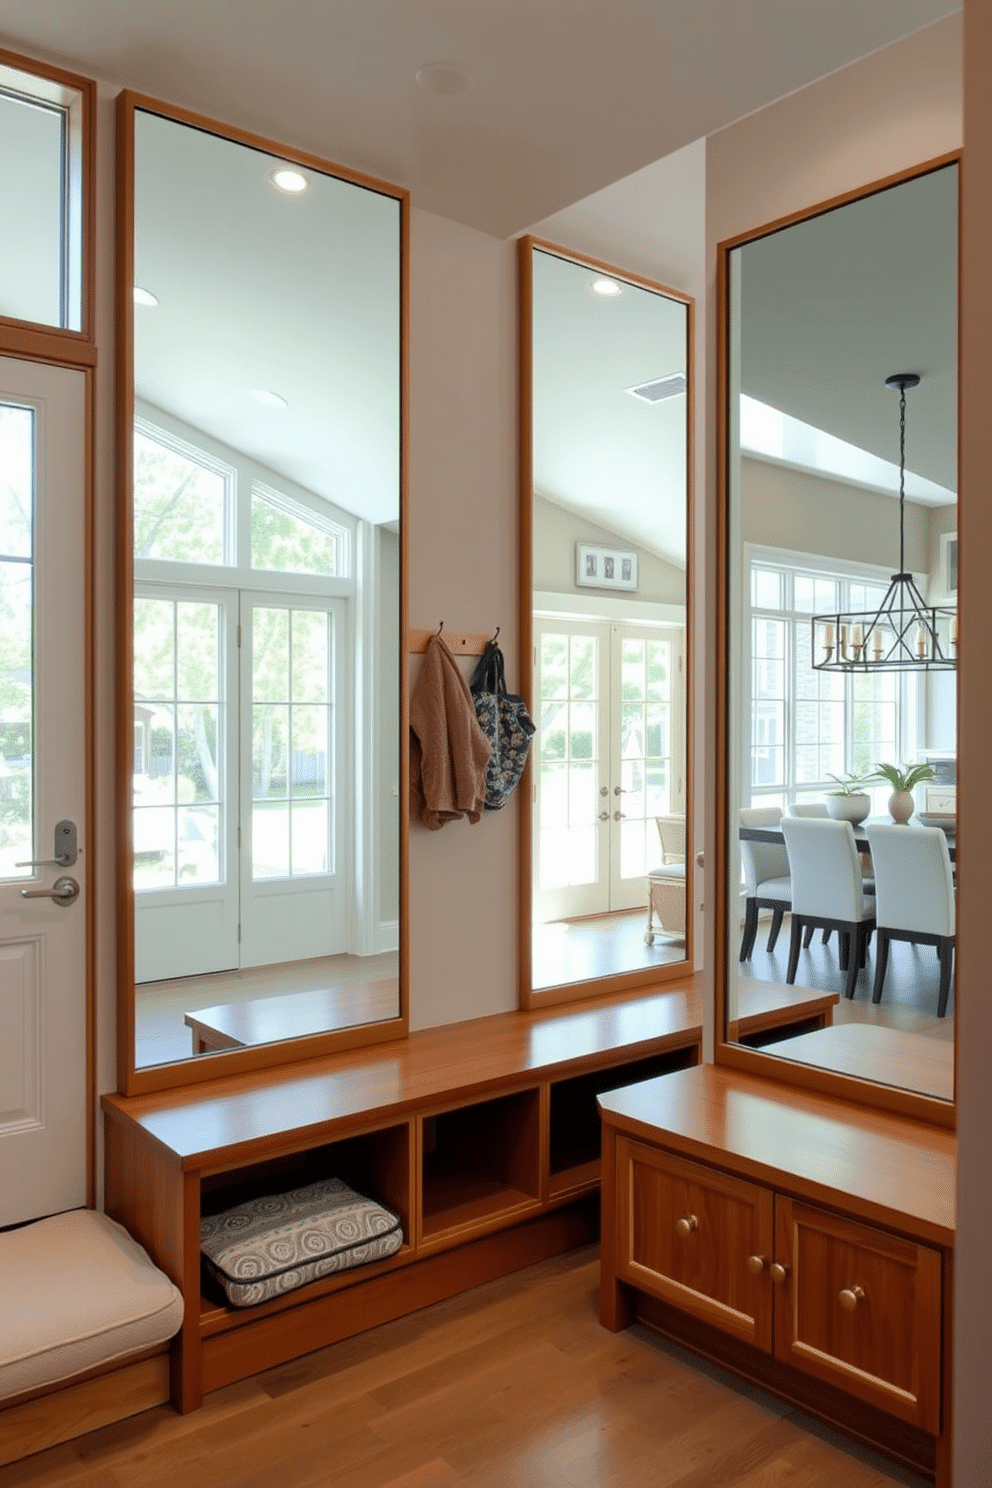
xmin=644 ymin=814 xmax=686 ymax=945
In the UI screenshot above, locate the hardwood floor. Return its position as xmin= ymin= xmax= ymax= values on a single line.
xmin=533 ymin=910 xmax=685 ymax=991
xmin=0 ymin=1248 xmax=927 ymax=1487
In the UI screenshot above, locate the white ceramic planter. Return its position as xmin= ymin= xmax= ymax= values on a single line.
xmin=888 ymin=789 xmax=915 ymax=824
xmin=826 ymin=793 xmax=871 ymax=826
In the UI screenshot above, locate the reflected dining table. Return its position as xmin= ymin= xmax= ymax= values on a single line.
xmin=739 ymin=816 xmax=956 ymax=863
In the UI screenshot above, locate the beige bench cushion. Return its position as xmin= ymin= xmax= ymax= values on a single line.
xmin=0 ymin=1210 xmax=183 ymax=1402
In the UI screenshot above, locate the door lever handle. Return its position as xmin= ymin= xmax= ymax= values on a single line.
xmin=16 ymin=854 xmax=73 ymax=869
xmin=21 ymin=875 xmax=80 ymax=906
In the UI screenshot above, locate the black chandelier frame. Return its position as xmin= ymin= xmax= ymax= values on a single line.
xmin=812 ymin=373 xmax=957 ymax=674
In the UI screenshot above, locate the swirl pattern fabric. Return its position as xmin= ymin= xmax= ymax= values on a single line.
xmin=201 ymin=1177 xmax=403 ymax=1308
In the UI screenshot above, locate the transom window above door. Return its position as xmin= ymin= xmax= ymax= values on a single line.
xmin=133 ymin=413 xmax=352 ymax=580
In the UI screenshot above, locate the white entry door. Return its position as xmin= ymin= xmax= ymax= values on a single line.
xmin=533 ymin=618 xmax=684 ymax=925
xmin=0 ymin=357 xmax=87 ymax=1227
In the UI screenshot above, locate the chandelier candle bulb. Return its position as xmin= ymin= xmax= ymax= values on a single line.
xmin=916 ymin=625 xmax=928 ymax=659
xmin=873 ymin=630 xmax=885 ymax=659
xmin=951 ymin=614 xmax=958 ymax=645
xmin=823 ymin=623 xmax=834 ymax=649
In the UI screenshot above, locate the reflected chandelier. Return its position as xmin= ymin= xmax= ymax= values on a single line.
xmin=812 ymin=372 xmax=957 ymax=672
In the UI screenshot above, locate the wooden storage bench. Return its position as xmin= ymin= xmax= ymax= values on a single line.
xmin=598 ymin=1063 xmax=955 ymax=1485
xmin=102 ymin=979 xmax=839 ymax=1415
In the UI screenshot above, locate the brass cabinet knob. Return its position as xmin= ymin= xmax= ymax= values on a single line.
xmin=675 ymin=1214 xmax=698 ymax=1237
xmin=838 ymin=1285 xmax=865 ymax=1312
xmin=769 ymin=1262 xmax=789 ymax=1284
xmin=746 ymin=1254 xmax=766 ymax=1275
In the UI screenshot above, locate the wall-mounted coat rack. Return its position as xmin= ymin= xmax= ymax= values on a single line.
xmin=409 ymin=624 xmax=500 ymax=657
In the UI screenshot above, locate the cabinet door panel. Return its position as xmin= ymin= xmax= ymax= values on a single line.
xmin=774 ymin=1198 xmax=941 ymax=1432
xmin=616 ymin=1137 xmax=773 ymax=1348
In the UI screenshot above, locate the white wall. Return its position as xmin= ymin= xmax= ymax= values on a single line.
xmin=533 ymin=493 xmax=686 ymax=604
xmin=741 ymin=456 xmax=930 ymax=573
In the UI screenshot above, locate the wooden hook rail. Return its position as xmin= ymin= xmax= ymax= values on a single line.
xmin=409 ymin=626 xmax=498 ymax=656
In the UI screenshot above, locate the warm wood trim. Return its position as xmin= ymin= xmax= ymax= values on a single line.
xmin=525 ymin=960 xmax=698 ymax=1011
xmin=518 ymin=237 xmax=536 ymax=1010
xmin=116 ymin=92 xmax=137 ymax=1095
xmin=0 ymin=49 xmax=97 ymax=350
xmin=121 ymin=91 xmax=408 ymax=205
xmin=0 ymin=323 xmax=96 ymax=367
xmin=398 ymin=183 xmax=411 ymax=1045
xmin=0 ymin=1352 xmax=169 ymax=1468
xmin=713 ymin=152 xmax=962 ymax=1129
xmin=717 ymin=149 xmax=961 ymax=254
xmin=84 ymin=363 xmax=96 ymax=1207
xmin=409 ymin=626 xmax=494 ymax=655
xmin=115 ymin=91 xmax=410 ymax=1096
xmin=517 ymin=235 xmax=695 ymax=1011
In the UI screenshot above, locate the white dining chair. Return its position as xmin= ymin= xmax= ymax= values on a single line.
xmin=864 ymin=823 xmax=955 ymax=1017
xmin=781 ymin=816 xmax=875 ymax=1000
xmin=784 ymin=802 xmax=873 ymax=944
xmin=739 ymin=807 xmax=791 ymax=961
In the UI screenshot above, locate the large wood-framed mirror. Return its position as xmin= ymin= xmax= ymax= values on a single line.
xmin=116 ymin=94 xmax=408 ymax=1094
xmin=519 ymin=238 xmax=693 ymax=1009
xmin=715 ymin=155 xmax=959 ymax=1125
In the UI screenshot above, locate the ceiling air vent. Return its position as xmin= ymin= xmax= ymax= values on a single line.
xmin=627 ymin=373 xmax=686 ymax=404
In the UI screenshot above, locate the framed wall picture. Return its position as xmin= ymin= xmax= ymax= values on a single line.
xmin=575 ymin=543 xmax=638 ymax=591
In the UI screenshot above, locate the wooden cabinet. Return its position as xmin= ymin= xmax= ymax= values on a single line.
xmin=618 ymin=1138 xmax=773 ymax=1349
xmin=615 ymin=1137 xmax=940 ymax=1432
xmin=599 ymin=1064 xmax=954 ymax=1482
xmin=774 ymin=1198 xmax=941 ymax=1432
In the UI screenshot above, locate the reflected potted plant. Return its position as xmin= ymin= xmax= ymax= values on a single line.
xmin=875 ymin=761 xmax=935 ymax=824
xmin=826 ymin=771 xmax=875 ymax=826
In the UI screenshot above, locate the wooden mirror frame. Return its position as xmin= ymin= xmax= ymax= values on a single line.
xmin=115 ymin=92 xmax=410 ymax=1096
xmin=518 ymin=236 xmax=695 ymax=1010
xmin=713 ymin=153 xmax=960 ymax=1131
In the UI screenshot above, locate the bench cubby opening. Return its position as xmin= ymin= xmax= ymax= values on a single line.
xmin=548 ymin=1047 xmax=698 ymax=1193
xmin=420 ymin=1089 xmax=542 ymax=1240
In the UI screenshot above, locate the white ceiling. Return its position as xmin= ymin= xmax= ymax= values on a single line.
xmin=133 ymin=109 xmax=401 ymax=523
xmin=532 ymin=247 xmax=689 ymax=568
xmin=0 ymin=0 xmax=961 ymax=239
xmin=737 ymin=163 xmax=958 ymax=499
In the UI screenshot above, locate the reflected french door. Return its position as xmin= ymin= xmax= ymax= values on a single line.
xmin=133 ymin=588 xmax=346 ymax=980
xmin=532 ymin=618 xmax=684 ymax=925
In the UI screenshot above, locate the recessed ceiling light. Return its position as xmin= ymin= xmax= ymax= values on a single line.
xmin=250 ymin=389 xmax=288 ymax=409
xmin=415 ymin=60 xmax=471 ymax=95
xmin=270 ymin=167 xmax=309 ymax=195
xmin=133 ymin=286 xmax=158 ymax=306
xmin=590 ymin=277 xmax=623 ymax=299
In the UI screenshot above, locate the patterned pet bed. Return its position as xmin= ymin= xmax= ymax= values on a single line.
xmin=200 ymin=1177 xmax=403 ymax=1308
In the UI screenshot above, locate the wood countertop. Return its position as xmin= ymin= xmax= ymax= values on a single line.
xmin=598 ymin=1062 xmax=955 ymax=1247
xmin=104 ymin=979 xmax=707 ymax=1167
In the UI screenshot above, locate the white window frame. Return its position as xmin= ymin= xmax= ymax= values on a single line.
xmin=744 ymin=544 xmax=922 ymax=813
